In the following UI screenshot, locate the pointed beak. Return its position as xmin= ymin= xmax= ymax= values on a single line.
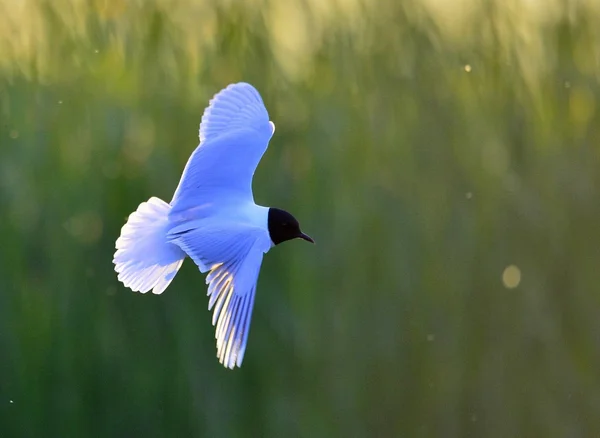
xmin=299 ymin=232 xmax=315 ymax=244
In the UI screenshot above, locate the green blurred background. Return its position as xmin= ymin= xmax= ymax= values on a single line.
xmin=2 ymin=0 xmax=600 ymax=436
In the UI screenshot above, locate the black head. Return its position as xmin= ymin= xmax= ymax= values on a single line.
xmin=268 ymin=208 xmax=314 ymax=246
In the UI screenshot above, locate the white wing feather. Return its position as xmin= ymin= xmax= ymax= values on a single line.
xmin=169 ymin=83 xmax=275 ymax=216
xmin=199 ymin=82 xmax=274 ymax=143
xmin=168 ymin=222 xmax=271 ymax=369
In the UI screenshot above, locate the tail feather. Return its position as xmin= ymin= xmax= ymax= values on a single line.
xmin=113 ymin=197 xmax=185 ymax=294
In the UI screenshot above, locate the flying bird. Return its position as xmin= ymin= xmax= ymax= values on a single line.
xmin=113 ymin=83 xmax=314 ymax=369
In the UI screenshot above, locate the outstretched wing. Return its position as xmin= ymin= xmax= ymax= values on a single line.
xmin=168 ymin=221 xmax=272 ymax=369
xmin=170 ymin=83 xmax=276 ymax=216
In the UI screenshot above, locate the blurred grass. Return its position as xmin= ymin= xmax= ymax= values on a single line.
xmin=1 ymin=0 xmax=600 ymax=436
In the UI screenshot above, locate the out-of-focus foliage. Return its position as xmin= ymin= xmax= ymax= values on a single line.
xmin=1 ymin=0 xmax=600 ymax=436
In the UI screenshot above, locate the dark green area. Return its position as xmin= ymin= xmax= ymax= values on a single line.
xmin=1 ymin=1 xmax=600 ymax=436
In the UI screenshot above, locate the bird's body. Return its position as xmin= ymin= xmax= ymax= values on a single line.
xmin=113 ymin=83 xmax=312 ymax=369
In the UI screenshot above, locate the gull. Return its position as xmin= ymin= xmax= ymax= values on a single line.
xmin=113 ymin=83 xmax=314 ymax=369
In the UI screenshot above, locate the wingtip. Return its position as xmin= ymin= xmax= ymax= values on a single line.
xmin=198 ymin=82 xmax=270 ymax=143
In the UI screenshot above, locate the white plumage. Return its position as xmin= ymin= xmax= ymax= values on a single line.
xmin=113 ymin=83 xmax=277 ymax=369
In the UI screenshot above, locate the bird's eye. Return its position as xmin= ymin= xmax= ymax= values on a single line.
xmin=282 ymin=222 xmax=288 ymax=227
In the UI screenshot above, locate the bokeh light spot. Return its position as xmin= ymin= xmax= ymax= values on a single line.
xmin=502 ymin=265 xmax=521 ymax=289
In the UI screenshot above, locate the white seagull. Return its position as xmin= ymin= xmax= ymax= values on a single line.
xmin=113 ymin=83 xmax=314 ymax=369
